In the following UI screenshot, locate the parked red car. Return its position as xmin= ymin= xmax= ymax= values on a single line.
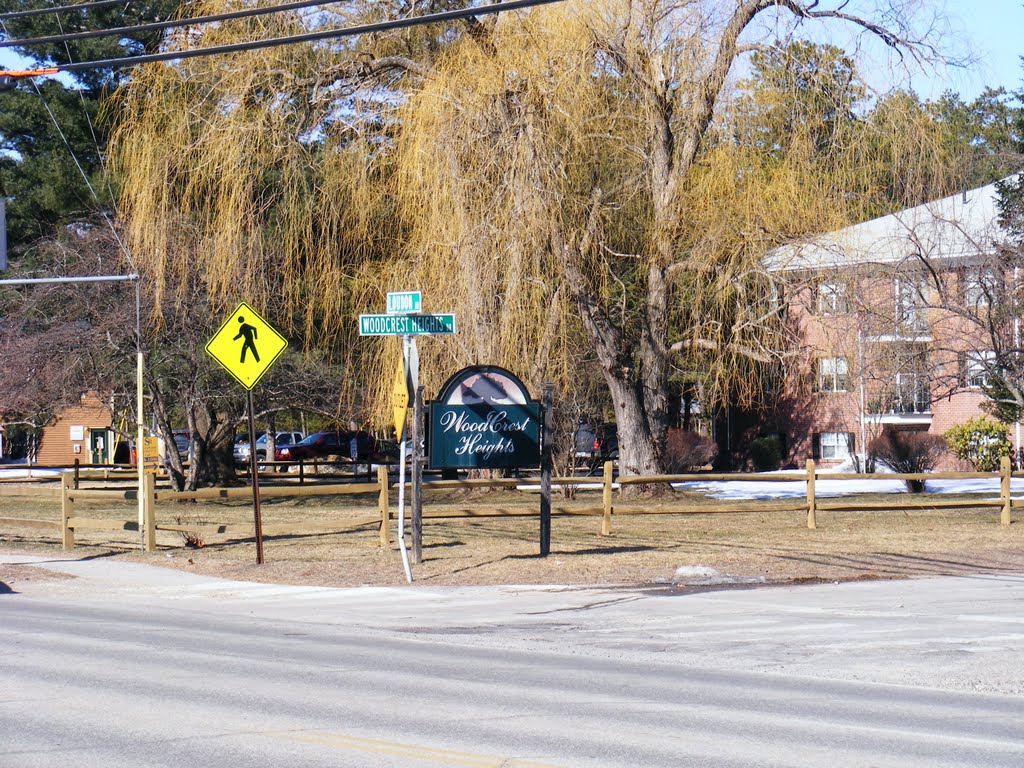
xmin=277 ymin=430 xmax=399 ymax=464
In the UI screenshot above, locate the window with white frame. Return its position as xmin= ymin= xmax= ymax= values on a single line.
xmin=895 ymin=276 xmax=928 ymax=330
xmin=816 ymin=279 xmax=848 ymax=315
xmin=817 ymin=357 xmax=850 ymax=392
xmin=963 ymin=267 xmax=998 ymax=308
xmin=963 ymin=350 xmax=996 ymax=388
xmin=818 ymin=432 xmax=853 ymax=460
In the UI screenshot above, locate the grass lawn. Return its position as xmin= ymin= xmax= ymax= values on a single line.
xmin=2 ymin=479 xmax=1022 ymax=588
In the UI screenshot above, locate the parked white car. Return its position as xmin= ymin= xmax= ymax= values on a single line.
xmin=234 ymin=431 xmax=304 ymax=464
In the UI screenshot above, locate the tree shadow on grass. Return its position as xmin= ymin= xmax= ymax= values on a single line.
xmin=775 ymin=550 xmax=1024 ymax=578
xmin=503 ymin=545 xmax=657 ymax=559
xmin=423 ymin=540 xmax=465 ymax=549
xmin=662 ymin=536 xmax=1024 ymax=578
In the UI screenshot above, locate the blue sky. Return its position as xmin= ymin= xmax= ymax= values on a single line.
xmin=0 ymin=2 xmax=1021 ymax=100
xmin=937 ymin=0 xmax=1024 ymax=98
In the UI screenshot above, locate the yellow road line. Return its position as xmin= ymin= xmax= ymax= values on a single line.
xmin=268 ymin=729 xmax=562 ymax=767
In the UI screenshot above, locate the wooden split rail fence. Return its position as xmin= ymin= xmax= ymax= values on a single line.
xmin=0 ymin=458 xmax=1017 ymax=552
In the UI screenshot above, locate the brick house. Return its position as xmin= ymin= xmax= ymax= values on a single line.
xmin=759 ymin=180 xmax=1019 ymax=469
xmin=35 ymin=391 xmax=123 ymax=466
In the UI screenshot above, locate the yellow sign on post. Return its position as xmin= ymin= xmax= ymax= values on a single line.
xmin=205 ymin=301 xmax=288 ymax=390
xmin=141 ymin=436 xmax=160 ymax=475
xmin=393 ymin=359 xmax=411 ymax=440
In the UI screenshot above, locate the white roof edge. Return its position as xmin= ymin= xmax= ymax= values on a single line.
xmin=765 ymin=177 xmax=1018 ymax=273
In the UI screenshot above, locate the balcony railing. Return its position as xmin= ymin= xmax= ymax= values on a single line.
xmin=868 ymin=384 xmax=931 ymax=416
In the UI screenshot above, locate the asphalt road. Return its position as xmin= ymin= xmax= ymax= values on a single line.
xmin=1 ymin=554 xmax=1023 ymax=767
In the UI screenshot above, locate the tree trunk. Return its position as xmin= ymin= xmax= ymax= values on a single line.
xmin=555 ymin=224 xmax=668 ymax=486
xmin=605 ymin=374 xmax=660 ymax=477
xmin=265 ymin=414 xmax=276 ymax=468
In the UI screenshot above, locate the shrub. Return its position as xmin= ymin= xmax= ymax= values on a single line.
xmin=868 ymin=430 xmax=947 ymax=492
xmin=748 ymin=436 xmax=783 ymax=471
xmin=664 ymin=430 xmax=717 ymax=472
xmin=944 ymin=417 xmax=1012 ymax=472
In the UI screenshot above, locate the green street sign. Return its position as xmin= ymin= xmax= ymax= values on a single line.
xmin=386 ymin=291 xmax=422 ymax=314
xmin=358 ymin=313 xmax=456 ymax=336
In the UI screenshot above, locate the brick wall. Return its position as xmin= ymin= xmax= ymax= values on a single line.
xmin=765 ymin=272 xmax=1023 ymax=470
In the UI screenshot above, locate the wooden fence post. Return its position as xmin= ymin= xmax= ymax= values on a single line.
xmin=602 ymin=460 xmax=614 ymax=536
xmin=806 ymin=459 xmax=817 ymax=530
xmin=60 ymin=471 xmax=75 ymax=550
xmin=1000 ymin=455 xmax=1011 ymax=526
xmin=378 ymin=464 xmax=390 ymax=546
xmin=143 ymin=472 xmax=157 ymax=552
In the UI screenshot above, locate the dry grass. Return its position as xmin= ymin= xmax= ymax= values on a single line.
xmin=2 ymin=482 xmax=1023 ymax=589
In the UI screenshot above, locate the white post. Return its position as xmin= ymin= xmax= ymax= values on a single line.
xmin=396 ymin=334 xmax=412 ymax=583
xmin=137 ymin=351 xmax=145 ymax=533
xmin=857 ymin=314 xmax=867 ymax=473
xmin=135 ymin=277 xmax=147 ymax=550
xmin=1015 ymin=267 xmax=1021 ymax=459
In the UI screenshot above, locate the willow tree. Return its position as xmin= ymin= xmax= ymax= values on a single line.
xmin=382 ymin=0 xmax=956 ymax=475
xmin=110 ymin=2 xmax=417 ymax=451
xmin=111 ymin=0 xmax=956 ymax=477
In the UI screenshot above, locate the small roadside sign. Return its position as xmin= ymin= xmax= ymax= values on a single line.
xmin=142 ymin=436 xmax=160 ymax=475
xmin=393 ymin=360 xmax=411 ymax=440
xmin=386 ymin=291 xmax=422 ymax=314
xmin=205 ymin=301 xmax=288 ymax=390
xmin=358 ymin=313 xmax=455 ymax=336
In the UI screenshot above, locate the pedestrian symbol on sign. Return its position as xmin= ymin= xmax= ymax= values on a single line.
xmin=234 ymin=316 xmax=261 ymax=364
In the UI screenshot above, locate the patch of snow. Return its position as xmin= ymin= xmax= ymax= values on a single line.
xmin=672 ymin=565 xmax=767 ymax=587
xmin=674 ymin=565 xmax=721 ymax=580
xmin=0 ymin=468 xmax=61 ymax=479
xmin=671 ymin=472 xmax=1024 ymax=500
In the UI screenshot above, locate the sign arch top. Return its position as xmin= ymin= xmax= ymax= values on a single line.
xmin=436 ymin=365 xmax=532 ymax=407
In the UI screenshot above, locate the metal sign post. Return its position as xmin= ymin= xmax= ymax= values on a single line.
xmin=245 ymin=390 xmax=265 ymax=564
xmin=360 ymin=293 xmax=451 ymax=582
xmin=412 ymin=384 xmax=424 ymax=565
xmin=540 ymin=384 xmax=554 ymax=556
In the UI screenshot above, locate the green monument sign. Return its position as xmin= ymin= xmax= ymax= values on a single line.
xmin=428 ymin=366 xmax=541 ymax=469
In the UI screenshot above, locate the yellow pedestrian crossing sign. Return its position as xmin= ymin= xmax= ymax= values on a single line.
xmin=205 ymin=301 xmax=288 ymax=390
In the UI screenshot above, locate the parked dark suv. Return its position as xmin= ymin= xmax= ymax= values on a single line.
xmin=283 ymin=430 xmax=399 ymax=464
xmin=574 ymin=422 xmax=618 ymax=472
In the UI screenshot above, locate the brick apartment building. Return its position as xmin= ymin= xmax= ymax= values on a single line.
xmin=759 ymin=179 xmax=1020 ymax=469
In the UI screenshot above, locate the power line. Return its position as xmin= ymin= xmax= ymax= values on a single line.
xmin=0 ymin=0 xmax=337 ymax=49
xmin=0 ymin=0 xmax=564 ymax=75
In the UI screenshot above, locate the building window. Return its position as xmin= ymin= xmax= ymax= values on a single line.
xmin=817 ymin=280 xmax=848 ymax=315
xmin=817 ymin=432 xmax=853 ymax=460
xmin=962 ymin=350 xmax=996 ymax=388
xmin=892 ymin=372 xmax=931 ymax=413
xmin=963 ymin=267 xmax=998 ymax=308
xmin=874 ymin=343 xmax=931 ymax=414
xmin=817 ymin=357 xmax=850 ymax=392
xmin=895 ymin=276 xmax=928 ymax=331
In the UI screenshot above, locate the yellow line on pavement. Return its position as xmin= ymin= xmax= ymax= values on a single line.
xmin=269 ymin=730 xmax=562 ymax=767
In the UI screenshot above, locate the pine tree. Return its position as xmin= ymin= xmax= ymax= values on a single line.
xmin=0 ymin=0 xmax=180 ymax=251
